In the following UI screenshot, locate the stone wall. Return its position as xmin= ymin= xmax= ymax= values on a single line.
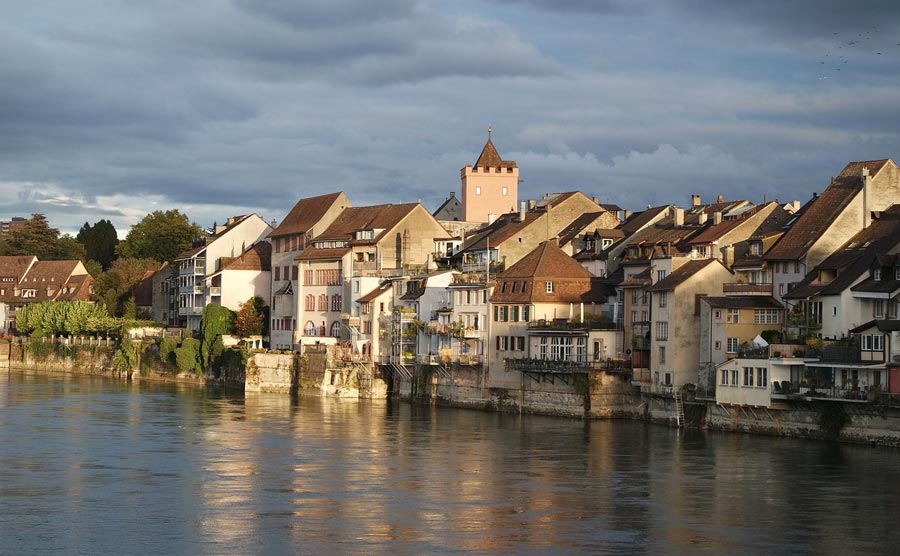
xmin=246 ymin=353 xmax=298 ymax=394
xmin=10 ymin=341 xmax=116 ymax=375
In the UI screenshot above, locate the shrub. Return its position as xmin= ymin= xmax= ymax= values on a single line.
xmin=175 ymin=338 xmax=201 ymax=374
xmin=158 ymin=337 xmax=178 ymax=366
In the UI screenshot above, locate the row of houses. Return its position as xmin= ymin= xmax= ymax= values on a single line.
xmin=3 ymin=133 xmax=900 ymax=409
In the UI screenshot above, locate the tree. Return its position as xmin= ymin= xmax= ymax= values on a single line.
xmin=77 ymin=219 xmax=118 ymax=269
xmin=0 ymin=214 xmax=84 ymax=260
xmin=116 ymin=210 xmax=205 ymax=263
xmin=234 ymin=297 xmax=265 ymax=339
xmin=91 ymin=257 xmax=159 ymax=317
xmin=200 ymin=303 xmax=234 ymax=369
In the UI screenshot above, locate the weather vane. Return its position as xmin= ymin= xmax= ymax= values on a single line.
xmin=488 ymin=123 xmax=492 ymax=139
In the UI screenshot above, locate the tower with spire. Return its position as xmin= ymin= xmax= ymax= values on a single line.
xmin=460 ymin=125 xmax=519 ymax=223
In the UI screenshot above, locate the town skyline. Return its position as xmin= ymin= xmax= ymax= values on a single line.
xmin=3 ymin=1 xmax=900 ymax=236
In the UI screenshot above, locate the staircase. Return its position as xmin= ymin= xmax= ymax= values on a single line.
xmin=674 ymin=388 xmax=685 ymax=427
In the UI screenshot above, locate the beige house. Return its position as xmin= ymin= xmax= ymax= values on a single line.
xmin=293 ymin=202 xmax=450 ymax=350
xmin=646 ymin=258 xmax=733 ymax=390
xmin=765 ymin=159 xmax=900 ymax=303
xmin=269 ymin=192 xmax=350 ymax=349
xmin=0 ymin=256 xmax=94 ymax=333
xmin=489 ymin=241 xmax=612 ymax=388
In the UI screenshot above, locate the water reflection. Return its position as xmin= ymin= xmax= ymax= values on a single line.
xmin=2 ymin=370 xmax=900 ymax=555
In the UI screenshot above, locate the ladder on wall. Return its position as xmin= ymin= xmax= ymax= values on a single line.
xmin=674 ymin=388 xmax=685 ymax=427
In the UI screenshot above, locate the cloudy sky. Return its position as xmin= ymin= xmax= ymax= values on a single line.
xmin=3 ymin=0 xmax=900 ymax=236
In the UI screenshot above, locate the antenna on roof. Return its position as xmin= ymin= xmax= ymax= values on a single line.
xmin=488 ymin=124 xmax=492 ymax=139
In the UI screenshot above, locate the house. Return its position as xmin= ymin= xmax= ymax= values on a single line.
xmin=292 ymin=202 xmax=451 ymax=350
xmin=765 ymin=159 xmax=900 ymax=302
xmin=456 ymin=191 xmax=618 ymax=271
xmin=460 ymin=130 xmax=519 ymax=223
xmin=699 ymin=296 xmax=785 ymax=378
xmin=207 ymin=241 xmax=271 ymax=318
xmin=151 ymin=263 xmax=178 ymax=326
xmin=433 ymin=192 xmax=462 ymax=221
xmin=646 ymin=258 xmax=733 ymax=390
xmin=490 ymin=241 xmax=613 ymax=388
xmin=0 ymin=256 xmax=93 ymax=332
xmin=269 ymin=192 xmax=350 ymax=349
xmin=173 ymin=214 xmax=272 ymax=331
xmin=686 ymin=201 xmax=793 ymax=263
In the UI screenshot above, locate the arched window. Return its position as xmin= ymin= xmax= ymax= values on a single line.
xmin=305 ymin=321 xmax=317 ymax=336
xmin=331 ymin=294 xmax=342 ymax=312
xmin=331 ymin=321 xmax=341 ymax=338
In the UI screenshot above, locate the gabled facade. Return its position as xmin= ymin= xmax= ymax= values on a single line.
xmin=646 ymin=258 xmax=733 ymax=390
xmin=765 ymin=159 xmax=900 ymax=303
xmin=0 ymin=256 xmax=93 ymax=332
xmin=269 ymin=192 xmax=350 ymax=349
xmin=490 ymin=241 xmax=612 ymax=388
xmin=174 ymin=214 xmax=272 ymax=331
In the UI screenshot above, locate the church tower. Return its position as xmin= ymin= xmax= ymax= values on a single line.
xmin=460 ymin=126 xmax=519 ymax=223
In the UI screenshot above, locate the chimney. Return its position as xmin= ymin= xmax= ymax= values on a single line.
xmin=698 ymin=212 xmax=708 ymax=225
xmin=717 ymin=194 xmax=724 ymax=203
xmin=674 ymin=207 xmax=684 ymax=227
xmin=592 ymin=196 xmax=599 ymax=204
xmin=624 ymin=209 xmax=632 ymax=220
xmin=714 ymin=211 xmax=722 ymax=225
xmin=862 ymin=167 xmax=872 ymax=228
xmin=691 ymin=194 xmax=701 ymax=207
xmin=528 ymin=199 xmax=536 ymax=210
xmin=519 ymin=201 xmax=526 ymax=222
xmin=722 ymin=245 xmax=735 ymax=268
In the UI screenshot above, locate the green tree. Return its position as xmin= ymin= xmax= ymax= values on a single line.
xmin=77 ymin=219 xmax=118 ymax=269
xmin=113 ymin=336 xmax=137 ymax=373
xmin=200 ymin=303 xmax=234 ymax=369
xmin=0 ymin=214 xmax=83 ymax=260
xmin=116 ymin=210 xmax=205 ymax=263
xmin=91 ymin=257 xmax=159 ymax=316
xmin=175 ymin=337 xmax=201 ymax=374
xmin=234 ymin=297 xmax=265 ymax=339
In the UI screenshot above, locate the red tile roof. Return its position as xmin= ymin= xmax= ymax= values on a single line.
xmin=765 ymin=159 xmax=891 ymax=261
xmin=221 ymin=242 xmax=272 ymax=271
xmin=491 ymin=241 xmax=607 ymax=304
xmin=314 ymin=203 xmax=420 ymax=243
xmin=269 ymin=192 xmax=349 ymax=238
xmin=473 ymin=139 xmax=516 ymax=169
xmin=647 ymin=259 xmax=726 ymax=292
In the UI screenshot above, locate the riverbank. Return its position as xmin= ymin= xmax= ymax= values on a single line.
xmin=8 ymin=345 xmax=900 ymax=448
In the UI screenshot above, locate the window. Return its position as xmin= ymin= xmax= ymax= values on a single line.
xmin=546 ymin=281 xmax=554 ymax=293
xmin=794 ymin=262 xmax=800 ymax=273
xmin=363 ymin=321 xmax=372 ymax=335
xmin=501 ymin=282 xmax=507 ymax=293
xmin=274 ymin=266 xmax=281 ymax=281
xmin=361 ymin=302 xmax=371 ymax=314
xmin=317 ymin=294 xmax=327 ymax=311
xmin=305 ymin=295 xmax=315 ymax=311
xmin=292 ymin=266 xmax=298 ymax=280
xmin=754 ymin=309 xmax=780 ymax=324
xmin=726 ymin=337 xmax=739 ymax=353
xmin=656 ymin=321 xmax=668 ymax=341
xmin=520 ymin=283 xmax=526 ymax=295
xmin=720 ymin=370 xmax=728 ymax=385
xmin=523 ymin=305 xmax=530 ymax=321
xmin=743 ymin=367 xmax=754 ymax=387
xmin=515 ymin=336 xmax=525 ymax=351
xmin=631 ymin=310 xmax=637 ymax=323
xmin=475 ymin=186 xmax=481 ymax=195
xmin=874 ymin=268 xmax=882 ymax=281
xmin=632 ymin=290 xmax=640 ymax=304
xmin=862 ymin=334 xmax=884 ymax=351
xmin=896 ymin=267 xmax=900 ymax=281
xmin=727 ymin=309 xmax=740 ymax=323
xmin=502 ymin=186 xmax=508 ymax=196
xmin=304 ymin=269 xmax=313 ymax=284
xmin=778 ymin=283 xmax=785 ymax=296
xmin=331 ymin=322 xmax=341 ymax=337
xmin=873 ymin=300 xmax=885 ymax=318
xmin=714 ymin=340 xmax=721 ymax=350
xmin=657 ymin=270 xmax=667 ymax=282
xmin=756 ymin=367 xmax=768 ymax=387
xmin=331 ymin=294 xmax=342 ymax=312
xmin=305 ymin=321 xmax=317 ymax=336
xmin=714 ymin=310 xmax=722 ymax=320
xmin=730 ymin=369 xmax=739 ymax=385
xmin=658 ymin=292 xmax=667 ymax=308
xmin=659 ymin=346 xmax=666 ymax=365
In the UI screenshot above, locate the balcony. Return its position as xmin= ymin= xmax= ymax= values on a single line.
xmin=504 ymin=356 xmax=632 ymax=373
xmin=209 ymin=286 xmax=221 ymax=296
xmin=452 ymin=273 xmax=487 ymax=285
xmin=527 ymin=319 xmax=621 ymax=332
xmin=723 ymin=282 xmax=772 ymax=295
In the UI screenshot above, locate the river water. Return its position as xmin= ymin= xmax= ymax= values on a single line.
xmin=1 ymin=370 xmax=898 ymax=556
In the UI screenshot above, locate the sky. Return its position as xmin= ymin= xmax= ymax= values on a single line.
xmin=3 ymin=0 xmax=900 ymax=237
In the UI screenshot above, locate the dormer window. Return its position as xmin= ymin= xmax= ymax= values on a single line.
xmin=749 ymin=242 xmax=761 ymax=256
xmin=874 ymin=268 xmax=882 ymax=281
xmin=546 ymin=281 xmax=554 ymax=293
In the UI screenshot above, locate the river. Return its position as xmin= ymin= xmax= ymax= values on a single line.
xmin=1 ymin=370 xmax=898 ymax=555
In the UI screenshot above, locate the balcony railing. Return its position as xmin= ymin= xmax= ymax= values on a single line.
xmin=527 ymin=319 xmax=621 ymax=332
xmin=723 ymin=282 xmax=773 ymax=295
xmin=769 ymin=343 xmax=822 ymax=359
xmin=504 ymin=357 xmax=632 ymax=373
xmin=209 ymin=286 xmax=221 ymax=296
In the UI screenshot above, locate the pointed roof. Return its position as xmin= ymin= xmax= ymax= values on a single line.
xmin=473 ymin=139 xmax=517 ymax=169
xmin=0 ymin=255 xmax=37 ymax=281
xmin=491 ymin=241 xmax=607 ymax=304
xmin=647 ymin=259 xmax=727 ymax=292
